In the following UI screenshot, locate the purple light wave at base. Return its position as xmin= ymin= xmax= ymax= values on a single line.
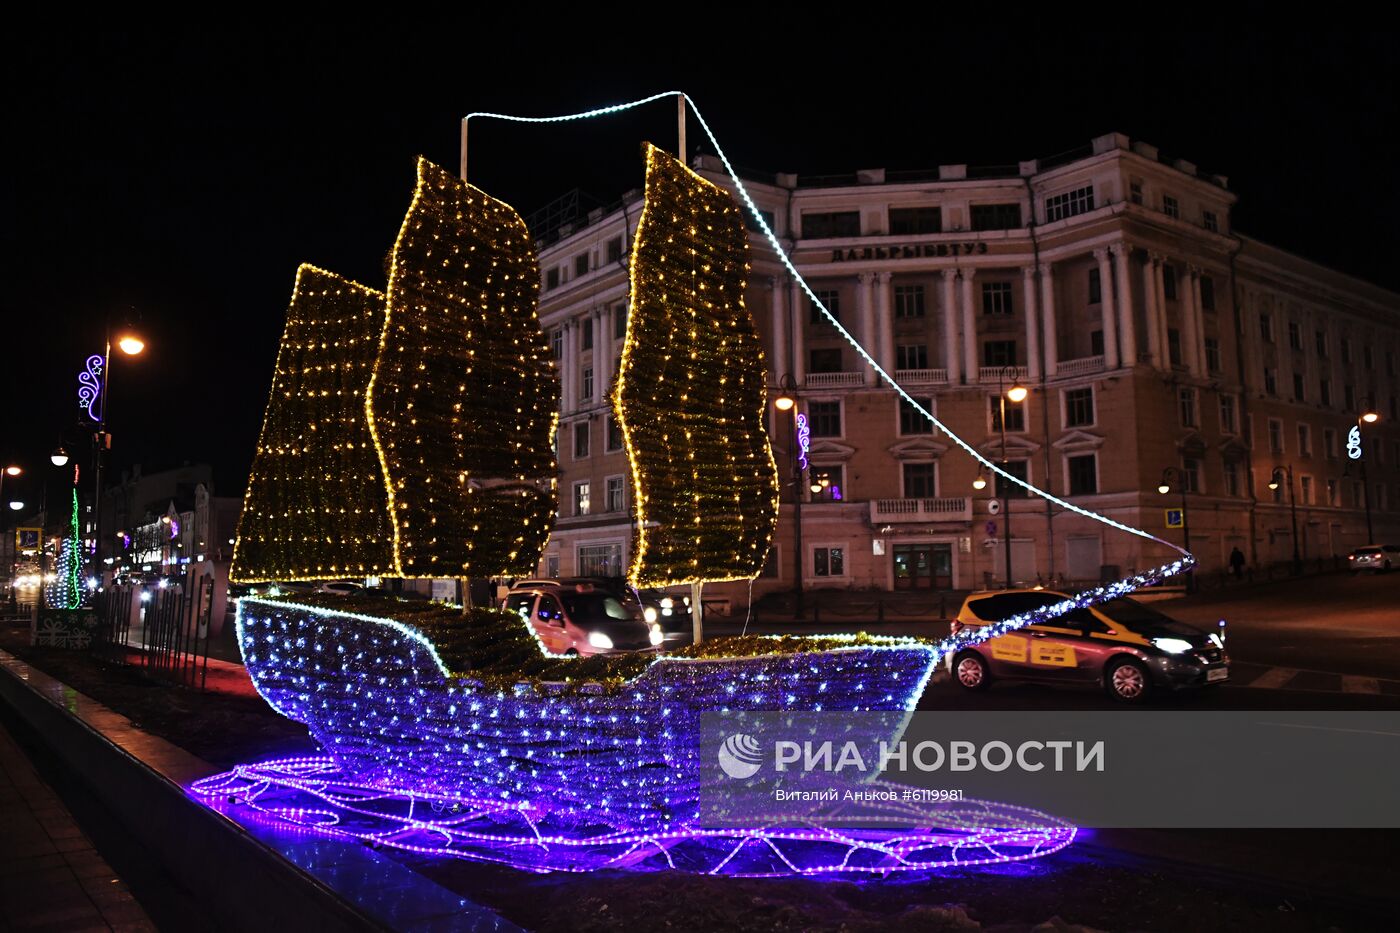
xmin=190 ymin=756 xmax=1076 ymax=877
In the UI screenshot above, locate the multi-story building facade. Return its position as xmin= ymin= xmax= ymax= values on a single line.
xmin=535 ymin=132 xmax=1400 ymax=607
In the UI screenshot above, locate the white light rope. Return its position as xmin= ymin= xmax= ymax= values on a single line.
xmin=464 ymin=93 xmax=1193 ymax=595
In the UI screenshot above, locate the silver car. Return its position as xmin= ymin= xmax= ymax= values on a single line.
xmin=1348 ymin=545 xmax=1399 ymax=573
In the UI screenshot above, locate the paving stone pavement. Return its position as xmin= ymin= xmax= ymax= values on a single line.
xmin=0 ymin=718 xmax=156 ymax=932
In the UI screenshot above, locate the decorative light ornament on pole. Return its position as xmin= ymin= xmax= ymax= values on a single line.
xmin=1157 ymin=467 xmax=1194 ymax=591
xmin=995 ymin=367 xmax=1026 ymax=589
xmin=774 ymin=374 xmax=805 ymax=620
xmin=1354 ymin=400 xmax=1380 ymax=544
xmin=82 ymin=322 xmax=146 ymax=591
xmin=1268 ymin=465 xmax=1302 ymax=575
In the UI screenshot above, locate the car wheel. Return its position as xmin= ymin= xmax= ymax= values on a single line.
xmin=953 ymin=651 xmax=991 ymax=691
xmin=1105 ymin=658 xmax=1152 ymax=703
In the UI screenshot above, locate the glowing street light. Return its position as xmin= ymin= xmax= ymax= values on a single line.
xmin=972 ymin=469 xmax=988 ymax=491
xmin=7 ymin=501 xmax=23 ymax=511
xmin=773 ymin=392 xmax=794 ymax=412
xmin=3 ymin=466 xmax=20 ymax=477
xmin=117 ymin=334 xmax=146 ymax=356
xmin=50 ymin=447 xmax=69 ymax=467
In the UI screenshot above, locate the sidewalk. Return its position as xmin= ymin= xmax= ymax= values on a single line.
xmin=0 ymin=717 xmax=155 ymax=931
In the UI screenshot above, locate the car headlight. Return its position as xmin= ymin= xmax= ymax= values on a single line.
xmin=649 ymin=625 xmax=664 ymax=646
xmin=643 ymin=606 xmax=658 ymax=623
xmin=1152 ymin=637 xmax=1194 ymax=655
xmin=587 ymin=631 xmax=614 ymax=650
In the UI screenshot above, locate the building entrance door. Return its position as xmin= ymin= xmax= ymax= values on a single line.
xmin=893 ymin=544 xmax=953 ymax=590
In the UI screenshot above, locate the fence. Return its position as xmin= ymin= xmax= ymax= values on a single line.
xmin=94 ymin=567 xmax=215 ymax=690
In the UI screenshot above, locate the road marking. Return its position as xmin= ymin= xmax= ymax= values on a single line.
xmin=1246 ymin=667 xmax=1300 ymax=689
xmin=1341 ymin=675 xmax=1381 ymax=695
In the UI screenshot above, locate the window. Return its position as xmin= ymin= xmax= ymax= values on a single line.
xmin=1168 ymin=329 xmax=1182 ymax=366
xmin=606 ymin=236 xmax=623 ymax=264
xmin=581 ymin=317 xmax=594 ymax=351
xmin=1327 ymin=478 xmax=1339 ymax=506
xmin=1045 ymin=185 xmax=1095 ymax=222
xmin=1390 ymin=351 xmax=1396 ymax=376
xmin=970 ymin=203 xmax=1021 ymax=230
xmin=614 ymin=304 xmax=627 ymax=340
xmin=551 ymin=328 xmax=563 ymax=360
xmin=1204 ymin=337 xmax=1222 ymax=373
xmin=1181 ymin=457 xmax=1201 ymax=493
xmin=809 ymin=348 xmax=843 ymax=373
xmin=903 ymin=463 xmax=937 ymax=497
xmin=995 ymin=460 xmax=1030 ymax=498
xmin=1202 ymin=210 xmax=1218 ymax=232
xmin=1300 ymin=475 xmax=1314 ymax=505
xmin=573 ymin=481 xmax=591 ymax=516
xmin=1129 ymin=179 xmax=1143 ymax=205
xmin=606 ymin=416 xmax=624 ymax=452
xmin=813 ymin=546 xmax=845 ymax=577
xmin=577 ymin=543 xmax=622 ymax=577
xmin=1323 ymin=427 xmax=1338 ymax=459
xmin=896 ymin=344 xmax=928 ymax=370
xmin=575 ymin=253 xmax=590 ymax=277
xmin=894 ymin=284 xmax=926 ymax=318
xmin=1344 ymin=384 xmax=1356 ymax=412
xmin=1067 ymin=454 xmax=1097 ymax=495
xmin=1090 ymin=330 xmax=1104 ymax=356
xmin=899 ymin=397 xmax=934 ymax=435
xmin=1340 ymin=338 xmax=1352 ymax=365
xmin=982 ymin=281 xmax=1014 ymax=315
xmin=1292 ymin=372 xmax=1305 ymax=403
xmin=1268 ymin=418 xmax=1284 ymax=454
xmin=809 ymin=290 xmax=840 ymax=324
xmin=808 ymin=401 xmax=842 ymax=437
xmin=605 ymin=476 xmax=625 ymax=513
xmin=545 ymin=553 xmax=560 ymax=578
xmin=1163 ymin=264 xmax=1177 ymax=301
xmin=1223 ymin=460 xmax=1241 ymax=497
xmin=1297 ymin=423 xmax=1312 ymax=457
xmin=803 ymin=211 xmax=860 ymax=238
xmin=990 ymin=397 xmax=1026 ymax=432
xmin=744 ymin=209 xmax=777 ymax=234
xmin=1162 ymin=194 xmax=1180 ymax=219
xmin=1087 ymin=268 xmax=1102 ymax=304
xmin=546 ymin=267 xmax=560 ymax=290
xmin=1219 ymin=395 xmax=1237 ymax=434
xmin=1315 ymin=330 xmax=1328 ymax=358
xmin=1364 ymin=345 xmax=1374 ymax=369
xmin=983 ymin=340 xmax=1017 ymax=367
xmin=1260 ymin=313 xmax=1274 ymax=343
xmin=582 ymin=367 xmax=594 ymax=401
xmin=1263 ymin=367 xmax=1278 ymax=395
xmin=1178 ymin=387 xmax=1198 ymax=427
xmin=889 ymin=206 xmax=942 ymax=235
xmin=573 ymin=421 xmax=590 ymax=459
xmin=1287 ymin=321 xmax=1301 ymax=351
xmin=1320 ymin=378 xmax=1332 ymax=407
xmin=810 ymin=465 xmax=844 ymax=502
xmin=1065 ymin=387 xmax=1095 ymax=427
xmin=1200 ymin=276 xmax=1215 ymax=311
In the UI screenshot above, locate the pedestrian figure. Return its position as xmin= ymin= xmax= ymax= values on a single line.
xmin=1229 ymin=546 xmax=1246 ymax=579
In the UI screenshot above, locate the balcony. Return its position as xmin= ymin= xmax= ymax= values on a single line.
xmin=894 ymin=368 xmax=949 ymax=385
xmin=1057 ymin=355 xmax=1105 ymax=378
xmin=871 ymin=496 xmax=972 ymax=523
xmin=806 ymin=371 xmax=865 ymax=388
xmin=977 ymin=366 xmax=1028 ymax=383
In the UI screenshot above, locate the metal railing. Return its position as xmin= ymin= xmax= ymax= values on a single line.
xmin=93 ymin=569 xmax=215 ymax=690
xmin=1057 ymin=355 xmax=1106 ymax=378
xmin=871 ymin=497 xmax=972 ymax=522
xmin=978 ymin=366 xmax=1027 ymax=383
xmin=894 ymin=368 xmax=949 ymax=385
xmin=806 ymin=372 xmax=865 ymax=388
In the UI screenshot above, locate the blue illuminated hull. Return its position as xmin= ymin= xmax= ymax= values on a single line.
xmin=237 ymin=598 xmax=937 ymax=830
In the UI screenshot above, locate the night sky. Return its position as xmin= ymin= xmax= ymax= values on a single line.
xmin=4 ymin=25 xmax=1396 ymax=511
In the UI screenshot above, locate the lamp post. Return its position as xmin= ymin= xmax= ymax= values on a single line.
xmin=1354 ymin=400 xmax=1380 ymax=544
xmin=1157 ymin=467 xmax=1195 ymax=592
xmin=86 ymin=326 xmax=144 ymax=591
xmin=1268 ymin=465 xmax=1302 ymax=576
xmin=996 ymin=366 xmax=1028 ymax=589
xmin=774 ymin=374 xmax=806 ymax=620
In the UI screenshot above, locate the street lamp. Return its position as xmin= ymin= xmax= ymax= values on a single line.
xmin=1268 ymin=465 xmax=1302 ymax=576
xmin=50 ymin=447 xmax=69 ymax=467
xmin=88 ymin=322 xmax=145 ymax=590
xmin=1353 ymin=400 xmax=1380 ymax=544
xmin=995 ymin=366 xmax=1026 ymax=589
xmin=972 ymin=469 xmax=987 ymax=491
xmin=774 ymin=373 xmax=806 ymax=620
xmin=1157 ymin=467 xmax=1195 ymax=592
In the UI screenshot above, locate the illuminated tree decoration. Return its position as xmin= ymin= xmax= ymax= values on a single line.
xmin=616 ymin=144 xmax=778 ymax=586
xmin=231 ymin=265 xmax=394 ymax=583
xmin=45 ymin=490 xmax=83 ymax=609
xmin=367 ymin=157 xmax=558 ymax=579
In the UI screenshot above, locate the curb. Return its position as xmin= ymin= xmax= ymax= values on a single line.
xmin=0 ymin=650 xmax=520 ymax=933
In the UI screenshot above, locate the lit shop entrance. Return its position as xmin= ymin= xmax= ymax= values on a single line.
xmin=892 ymin=543 xmax=953 ymax=589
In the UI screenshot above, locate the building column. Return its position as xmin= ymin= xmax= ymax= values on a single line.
xmin=876 ymin=271 xmax=895 ymax=377
xmin=857 ymin=272 xmax=877 ymax=385
xmin=594 ymin=307 xmax=611 ymax=398
xmin=941 ymin=268 xmax=961 ymax=384
xmin=1179 ymin=265 xmax=1201 ymax=375
xmin=1142 ymin=253 xmax=1163 ymax=369
xmin=790 ymin=280 xmax=807 ymax=384
xmin=1114 ymin=243 xmax=1137 ymax=366
xmin=1189 ymin=265 xmax=1208 ymax=373
xmin=561 ymin=319 xmax=576 ymax=412
xmin=1152 ymin=253 xmax=1171 ymax=369
xmin=960 ymin=268 xmax=978 ymax=382
xmin=1094 ymin=248 xmax=1119 ymax=370
xmin=769 ymin=276 xmax=789 ymax=381
xmin=1039 ymin=262 xmax=1058 ymax=379
xmin=1021 ymin=266 xmax=1041 ymax=381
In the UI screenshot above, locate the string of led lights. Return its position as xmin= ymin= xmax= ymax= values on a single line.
xmin=191 ymin=756 xmax=1075 ymax=876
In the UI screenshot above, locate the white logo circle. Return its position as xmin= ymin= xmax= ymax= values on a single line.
xmin=717 ymin=732 xmax=763 ymax=779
